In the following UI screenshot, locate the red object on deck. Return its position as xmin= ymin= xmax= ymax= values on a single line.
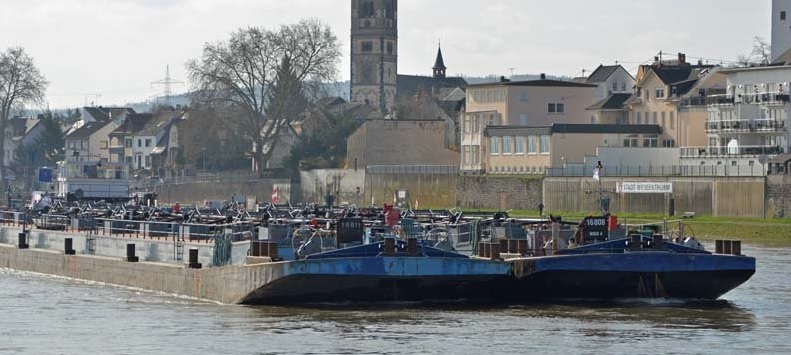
xmin=608 ymin=215 xmax=618 ymax=231
xmin=385 ymin=208 xmax=399 ymax=227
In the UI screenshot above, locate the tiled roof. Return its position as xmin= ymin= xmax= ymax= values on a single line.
xmin=110 ymin=113 xmax=153 ymax=136
xmin=485 ymin=124 xmax=662 ymax=137
xmin=397 ymin=74 xmax=468 ymax=98
xmin=586 ymin=93 xmax=632 ymax=110
xmin=470 ymin=79 xmax=596 ymax=88
xmin=67 ymin=120 xmax=112 ymax=139
xmin=587 ymin=65 xmax=620 ymax=83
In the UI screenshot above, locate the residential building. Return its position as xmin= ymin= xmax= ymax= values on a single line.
xmin=130 ymin=110 xmax=186 ymax=171
xmin=484 ymin=124 xmax=662 ymax=174
xmin=64 ymin=120 xmax=117 ymax=162
xmin=79 ymin=106 xmax=134 ymax=124
xmin=108 ymin=113 xmax=153 ymax=166
xmin=585 ymin=65 xmax=635 ymax=101
xmin=350 ymin=0 xmax=398 ymax=113
xmin=680 ymin=64 xmax=791 ymax=169
xmin=460 ymin=76 xmax=597 ymax=173
xmin=625 ymin=54 xmax=720 ymax=149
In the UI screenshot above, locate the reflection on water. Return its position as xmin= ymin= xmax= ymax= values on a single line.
xmin=0 ymin=244 xmax=787 ymax=355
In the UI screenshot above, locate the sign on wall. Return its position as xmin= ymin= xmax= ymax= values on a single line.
xmin=617 ymin=182 xmax=673 ymax=194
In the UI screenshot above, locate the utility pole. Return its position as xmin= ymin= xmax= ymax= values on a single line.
xmin=151 ymin=65 xmax=184 ymax=107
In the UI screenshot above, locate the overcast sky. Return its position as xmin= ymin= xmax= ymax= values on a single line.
xmin=0 ymin=0 xmax=771 ymax=109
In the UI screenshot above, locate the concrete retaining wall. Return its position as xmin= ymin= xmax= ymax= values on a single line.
xmin=153 ymin=179 xmax=292 ymax=205
xmin=456 ymin=176 xmax=543 ymax=210
xmin=300 ymin=169 xmax=366 ymax=205
xmin=365 ymin=173 xmax=457 ymax=208
xmin=767 ymin=175 xmax=791 ymax=218
xmin=543 ymin=176 xmax=765 ymax=217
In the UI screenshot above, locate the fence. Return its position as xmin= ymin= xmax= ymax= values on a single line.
xmin=366 ymin=165 xmax=460 ymax=174
xmin=546 ymin=165 xmax=767 ymax=178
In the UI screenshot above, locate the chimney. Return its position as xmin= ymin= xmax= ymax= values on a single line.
xmin=540 ymin=73 xmax=546 ymax=80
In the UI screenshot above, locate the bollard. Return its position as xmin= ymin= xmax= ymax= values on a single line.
xmin=629 ymin=235 xmax=641 ymax=251
xmin=715 ymin=240 xmax=724 ymax=254
xmin=406 ymin=238 xmax=419 ymax=255
xmin=652 ymin=235 xmax=663 ymax=250
xmin=64 ymin=238 xmax=76 ymax=255
xmin=517 ymin=239 xmax=529 ymax=255
xmin=723 ymin=240 xmax=732 ymax=255
xmin=126 ymin=243 xmax=139 ymax=262
xmin=732 ymin=240 xmax=742 ymax=256
xmin=490 ymin=242 xmax=501 ymax=260
xmin=18 ymin=232 xmax=28 ymax=249
xmin=383 ymin=237 xmax=396 ymax=255
xmin=188 ymin=248 xmax=202 ymax=269
xmin=250 ymin=241 xmax=261 ymax=257
xmin=265 ymin=242 xmax=279 ymax=260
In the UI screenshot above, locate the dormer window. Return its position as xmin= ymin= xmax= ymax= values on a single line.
xmin=782 ymin=11 xmax=787 ymax=21
xmin=655 ymin=88 xmax=665 ymax=98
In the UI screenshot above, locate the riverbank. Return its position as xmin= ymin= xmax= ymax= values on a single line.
xmin=457 ymin=209 xmax=791 ymax=246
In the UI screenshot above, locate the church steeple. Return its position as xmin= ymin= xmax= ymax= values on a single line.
xmin=432 ymin=44 xmax=446 ymax=79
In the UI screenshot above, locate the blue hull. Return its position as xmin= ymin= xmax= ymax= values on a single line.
xmin=239 ymin=241 xmax=756 ymax=304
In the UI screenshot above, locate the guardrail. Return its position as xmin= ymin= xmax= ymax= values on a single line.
xmin=546 ymin=164 xmax=767 ymax=177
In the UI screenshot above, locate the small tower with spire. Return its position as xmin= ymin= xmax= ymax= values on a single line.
xmin=432 ymin=44 xmax=447 ymax=79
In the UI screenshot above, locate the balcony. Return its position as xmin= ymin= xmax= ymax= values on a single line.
xmin=680 ymin=145 xmax=786 ymax=158
xmin=109 ymin=145 xmax=125 ymax=155
xmin=705 ymin=119 xmax=787 ymax=134
xmin=705 ymin=93 xmax=791 ymax=107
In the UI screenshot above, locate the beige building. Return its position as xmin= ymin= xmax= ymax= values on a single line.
xmin=484 ymin=124 xmax=662 ymax=174
xmin=65 ymin=120 xmax=117 ymax=163
xmin=461 ymin=76 xmax=597 ymax=173
xmin=625 ymin=54 xmax=724 ymax=148
xmin=346 ymin=119 xmax=458 ymax=170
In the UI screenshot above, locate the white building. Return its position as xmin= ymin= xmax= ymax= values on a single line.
xmin=680 ymin=65 xmax=791 ymax=173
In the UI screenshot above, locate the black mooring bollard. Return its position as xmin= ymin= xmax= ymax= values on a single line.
xmin=64 ymin=238 xmax=75 ymax=255
xmin=18 ymin=232 xmax=28 ymax=249
xmin=188 ymin=248 xmax=202 ymax=269
xmin=126 ymin=243 xmax=138 ymax=262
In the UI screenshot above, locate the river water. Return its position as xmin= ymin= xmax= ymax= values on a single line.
xmin=0 ymin=244 xmax=788 ymax=355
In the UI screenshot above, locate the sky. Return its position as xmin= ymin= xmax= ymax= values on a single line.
xmin=0 ymin=0 xmax=772 ymax=109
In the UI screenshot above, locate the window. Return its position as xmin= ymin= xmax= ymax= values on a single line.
xmin=490 ymin=137 xmax=500 ymax=155
xmin=359 ymin=1 xmax=374 ymax=17
xmin=643 ymin=136 xmax=658 ymax=147
xmin=528 ymin=136 xmax=537 ymax=154
xmin=519 ymin=114 xmax=528 ymax=125
xmin=472 ymin=115 xmax=480 ymax=133
xmin=519 ymin=91 xmax=529 ymax=101
xmin=387 ymin=42 xmax=393 ymax=55
xmin=515 ymin=137 xmax=525 ymax=154
xmin=145 ymin=155 xmax=151 ymax=166
xmin=540 ymin=135 xmax=550 ymax=154
xmin=661 ymin=112 xmax=666 ymax=127
xmin=502 ymin=136 xmax=512 ymax=154
xmin=655 ymin=87 xmax=665 ymax=98
xmin=612 ymin=82 xmax=618 ymax=92
xmin=783 ymin=11 xmax=787 ymax=21
xmin=361 ymin=41 xmax=373 ymax=52
xmin=548 ymin=103 xmax=565 ymax=114
xmin=462 ymin=146 xmax=471 ymax=164
xmin=463 ymin=115 xmax=471 ymax=133
xmin=621 ymin=82 xmax=627 ymax=91
xmin=125 ymin=138 xmax=132 ymax=148
xmin=472 ymin=146 xmax=480 ymax=164
xmin=637 ymin=112 xmax=642 ymax=124
xmin=663 ymin=139 xmax=676 ymax=147
xmin=125 ymin=156 xmax=132 ymax=163
xmin=488 ymin=113 xmax=497 ymax=126
xmin=100 ymin=141 xmax=108 ymax=149
xmin=652 ymin=112 xmax=658 ymax=124
xmin=145 ymin=139 xmax=151 ymax=147
xmin=623 ymin=136 xmax=639 ymax=147
xmin=137 ymin=139 xmax=142 ymax=148
xmin=68 ymin=141 xmax=75 ymax=149
xmin=670 ymin=111 xmax=675 ymax=129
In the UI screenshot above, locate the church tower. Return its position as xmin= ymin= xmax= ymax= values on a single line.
xmin=433 ymin=45 xmax=447 ymax=79
xmin=350 ymin=0 xmax=398 ymax=113
xmin=773 ymin=0 xmax=791 ymax=61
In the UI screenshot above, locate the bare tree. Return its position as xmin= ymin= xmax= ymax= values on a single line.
xmin=752 ymin=36 xmax=771 ymax=65
xmin=188 ymin=19 xmax=340 ymax=174
xmin=0 ymin=47 xmax=48 ymax=181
